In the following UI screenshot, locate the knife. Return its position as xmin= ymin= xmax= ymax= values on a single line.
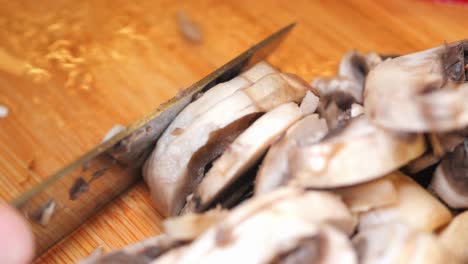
xmin=11 ymin=22 xmax=296 ymax=257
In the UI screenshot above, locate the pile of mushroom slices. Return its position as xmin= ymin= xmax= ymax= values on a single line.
xmin=79 ymin=40 xmax=468 ymax=264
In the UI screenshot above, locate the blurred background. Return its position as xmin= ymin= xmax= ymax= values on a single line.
xmin=0 ymin=0 xmax=467 ymax=262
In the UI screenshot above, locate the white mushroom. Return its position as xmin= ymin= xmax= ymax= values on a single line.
xmin=429 ymin=139 xmax=468 ymax=208
xmin=163 ymin=207 xmax=227 ymax=241
xmin=288 ymin=115 xmax=426 ymax=189
xmin=438 ymin=211 xmax=468 ymax=263
xmin=166 ymin=188 xmax=356 ymax=264
xmin=353 ymin=223 xmax=461 ymax=264
xmin=359 ymin=171 xmax=452 ymax=232
xmin=365 ymin=40 xmax=468 ymax=132
xmin=188 ymin=103 xmax=303 ymax=212
xmin=255 ymin=114 xmax=328 ymax=195
xmin=144 ymin=72 xmax=310 ymax=216
xmin=334 ymin=175 xmax=398 ymax=214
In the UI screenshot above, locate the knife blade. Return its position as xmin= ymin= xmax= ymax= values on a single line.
xmin=10 ymin=22 xmax=296 ymax=257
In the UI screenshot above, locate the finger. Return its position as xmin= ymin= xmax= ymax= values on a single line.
xmin=0 ymin=203 xmax=34 ymax=264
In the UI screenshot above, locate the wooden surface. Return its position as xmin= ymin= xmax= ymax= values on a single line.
xmin=0 ymin=0 xmax=467 ymax=262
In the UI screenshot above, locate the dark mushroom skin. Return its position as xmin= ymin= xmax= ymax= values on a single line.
xmin=430 ymin=139 xmax=468 ymax=208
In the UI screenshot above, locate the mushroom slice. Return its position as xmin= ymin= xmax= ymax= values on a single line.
xmin=188 ymin=103 xmax=303 ymax=211
xmin=163 ymin=207 xmax=228 ymax=241
xmin=365 ymin=40 xmax=468 ymax=132
xmin=359 ymin=171 xmax=452 ymax=232
xmin=299 ymin=90 xmax=320 ymax=115
xmin=144 ymin=72 xmax=310 ymax=216
xmin=77 ymin=235 xmax=183 ymax=264
xmin=438 ymin=211 xmax=468 ymax=262
xmin=156 ymin=61 xmax=277 ymax=160
xmin=334 ymin=176 xmax=397 ymax=214
xmin=171 ymin=188 xmax=356 ymax=263
xmin=353 ymin=223 xmax=461 ymax=264
xmin=429 ymin=139 xmax=468 ymax=208
xmin=313 ymin=51 xmax=381 ymax=105
xmin=288 ymin=115 xmax=426 ymax=189
xmin=272 ymin=226 xmax=356 ymax=264
xmin=255 ymin=114 xmax=328 ymax=195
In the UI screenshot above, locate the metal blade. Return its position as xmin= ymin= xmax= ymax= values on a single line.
xmin=11 ymin=23 xmax=296 ymax=257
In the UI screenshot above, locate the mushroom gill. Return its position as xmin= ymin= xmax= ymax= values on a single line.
xmin=155 ymin=61 xmax=277 ymax=164
xmin=429 ymin=139 xmax=468 ymax=208
xmin=288 ymin=115 xmax=426 ymax=189
xmin=188 ymin=102 xmax=304 ymax=212
xmin=255 ymin=114 xmax=328 ymax=195
xmin=365 ymin=40 xmax=468 ymax=132
xmin=144 ymin=71 xmax=310 ymax=216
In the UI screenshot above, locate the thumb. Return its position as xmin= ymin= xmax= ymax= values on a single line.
xmin=0 ymin=203 xmax=34 ymax=264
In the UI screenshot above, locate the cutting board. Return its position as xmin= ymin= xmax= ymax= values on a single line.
xmin=0 ymin=0 xmax=466 ymax=262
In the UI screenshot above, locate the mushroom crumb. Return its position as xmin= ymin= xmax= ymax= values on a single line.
xmin=30 ymin=199 xmax=57 ymax=226
xmin=0 ymin=105 xmax=9 ymax=118
xmin=78 ymin=43 xmax=468 ymax=264
xmin=176 ymin=11 xmax=203 ymax=43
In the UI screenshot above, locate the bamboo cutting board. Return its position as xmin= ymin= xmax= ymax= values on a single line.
xmin=0 ymin=0 xmax=467 ymax=262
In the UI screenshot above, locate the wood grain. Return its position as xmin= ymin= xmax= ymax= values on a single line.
xmin=0 ymin=0 xmax=466 ymax=262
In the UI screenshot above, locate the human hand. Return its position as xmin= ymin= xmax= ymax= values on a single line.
xmin=0 ymin=204 xmax=34 ymax=264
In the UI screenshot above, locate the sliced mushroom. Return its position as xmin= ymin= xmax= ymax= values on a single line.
xmin=155 ymin=61 xmax=277 ymax=160
xmin=144 ymin=72 xmax=310 ymax=216
xmin=438 ymin=211 xmax=468 ymax=263
xmin=288 ymin=115 xmax=426 ymax=189
xmin=187 ymin=102 xmax=304 ymax=212
xmin=365 ymin=40 xmax=468 ymax=132
xmin=168 ymin=188 xmax=356 ymax=263
xmin=359 ymin=171 xmax=452 ymax=232
xmin=255 ymin=114 xmax=328 ymax=195
xmin=313 ymin=51 xmax=382 ymax=105
xmin=163 ymin=207 xmax=227 ymax=241
xmin=429 ymin=139 xmax=468 ymax=208
xmin=77 ymin=235 xmax=183 ymax=264
xmin=299 ymin=90 xmax=320 ymax=115
xmin=334 ymin=175 xmax=397 ymax=214
xmin=353 ymin=223 xmax=461 ymax=264
xmin=271 ymin=226 xmax=356 ymax=264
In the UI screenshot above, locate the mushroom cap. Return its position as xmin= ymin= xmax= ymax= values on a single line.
xmin=430 ymin=141 xmax=468 ymax=209
xmin=353 ymin=223 xmax=460 ymax=264
xmin=190 ymin=102 xmax=303 ymax=211
xmin=334 ymin=176 xmax=398 ymax=214
xmin=359 ymin=171 xmax=452 ymax=232
xmin=365 ymin=40 xmax=468 ymax=132
xmin=144 ymin=72 xmax=310 ymax=216
xmin=255 ymin=114 xmax=328 ymax=195
xmin=288 ymin=115 xmax=426 ymax=189
xmin=438 ymin=211 xmax=468 ymax=263
xmin=173 ymin=188 xmax=356 ymax=264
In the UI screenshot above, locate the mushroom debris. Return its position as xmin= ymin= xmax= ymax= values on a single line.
xmin=79 ymin=41 xmax=468 ymax=264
